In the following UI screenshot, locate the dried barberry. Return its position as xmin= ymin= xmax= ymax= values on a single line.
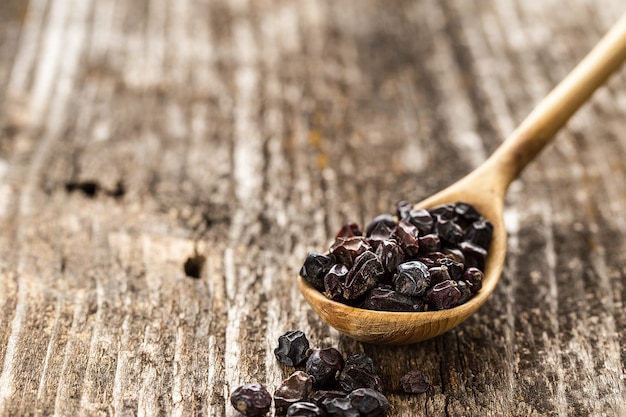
xmin=400 ymin=370 xmax=430 ymax=394
xmin=426 ymin=280 xmax=462 ymax=310
xmin=464 ymin=219 xmax=493 ymax=249
xmin=343 ymin=251 xmax=383 ymax=300
xmin=374 ymin=240 xmax=404 ymax=275
xmin=338 ymin=354 xmax=383 ymax=392
xmin=362 ymin=287 xmax=424 ymax=312
xmin=324 ymin=264 xmax=350 ymax=301
xmin=394 ymin=261 xmax=430 ymax=297
xmin=320 ymin=396 xmax=360 ymax=417
xmin=348 ymin=388 xmax=389 ymax=417
xmin=393 ymin=220 xmax=420 ymax=257
xmin=306 ymin=348 xmax=345 ymax=388
xmin=286 ymin=402 xmax=327 ymax=417
xmin=329 ymin=237 xmax=371 ymax=267
xmin=275 ymin=331 xmax=310 ymax=367
xmin=274 ymin=371 xmax=315 ymax=414
xmin=405 ymin=208 xmax=434 ymax=235
xmin=300 ymin=252 xmax=336 ymax=291
xmin=230 ymin=383 xmax=272 ymax=416
xmin=365 ymin=214 xmax=397 ymax=237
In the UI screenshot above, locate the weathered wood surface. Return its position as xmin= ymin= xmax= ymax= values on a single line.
xmin=1 ymin=0 xmax=626 ymax=416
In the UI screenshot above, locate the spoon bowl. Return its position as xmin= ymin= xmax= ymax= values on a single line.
xmin=298 ymin=13 xmax=626 ymax=345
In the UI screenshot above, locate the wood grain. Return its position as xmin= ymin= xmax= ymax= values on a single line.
xmin=1 ymin=0 xmax=626 ymax=416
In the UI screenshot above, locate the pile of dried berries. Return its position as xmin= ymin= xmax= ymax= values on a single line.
xmin=230 ymin=330 xmax=430 ymax=416
xmin=299 ymin=201 xmax=493 ymax=312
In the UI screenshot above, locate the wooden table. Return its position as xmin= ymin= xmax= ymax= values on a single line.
xmin=1 ymin=1 xmax=625 ymax=416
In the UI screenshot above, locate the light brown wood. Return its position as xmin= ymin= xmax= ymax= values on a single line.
xmin=2 ymin=1 xmax=626 ymax=416
xmin=299 ymin=12 xmax=626 ymax=345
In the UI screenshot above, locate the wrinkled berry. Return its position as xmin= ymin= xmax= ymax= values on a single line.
xmin=464 ymin=219 xmax=493 ymax=249
xmin=310 ymin=390 xmax=348 ymax=407
xmin=417 ymin=233 xmax=440 ymax=252
xmin=320 ymin=396 xmax=360 ymax=417
xmin=426 ymin=280 xmax=462 ymax=310
xmin=393 ymin=220 xmax=420 ymax=257
xmin=436 ymin=258 xmax=464 ymax=281
xmin=348 ymin=388 xmax=389 ymax=417
xmin=329 ymin=237 xmax=371 ymax=267
xmin=344 ymin=251 xmax=383 ymax=300
xmin=275 ymin=331 xmax=310 ymax=367
xmin=365 ymin=214 xmax=397 ymax=237
xmin=462 ymin=267 xmax=484 ymax=294
xmin=274 ymin=371 xmax=315 ymax=414
xmin=427 ymin=266 xmax=451 ymax=285
xmin=230 ymin=383 xmax=272 ymax=416
xmin=436 ymin=219 xmax=463 ymax=244
xmin=430 ymin=203 xmax=456 ymax=220
xmin=404 ymin=208 xmax=434 ymax=235
xmin=324 ymin=264 xmax=350 ymax=301
xmin=306 ymin=348 xmax=345 ymax=388
xmin=454 ymin=202 xmax=481 ymax=222
xmin=394 ymin=261 xmax=430 ymax=297
xmin=458 ymin=241 xmax=487 ymax=270
xmin=300 ymin=252 xmax=336 ymax=292
xmin=362 ymin=288 xmax=424 ymax=312
xmin=338 ymin=354 xmax=383 ymax=392
xmin=400 ymin=370 xmax=430 ymax=394
xmin=286 ymin=402 xmax=327 ymax=417
xmin=375 ymin=240 xmax=404 ymax=275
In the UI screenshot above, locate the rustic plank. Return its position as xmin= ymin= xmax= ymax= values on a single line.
xmin=1 ymin=0 xmax=626 ymax=416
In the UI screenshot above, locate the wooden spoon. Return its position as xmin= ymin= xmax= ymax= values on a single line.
xmin=298 ymin=13 xmax=626 ymax=345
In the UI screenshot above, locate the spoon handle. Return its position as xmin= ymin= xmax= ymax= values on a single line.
xmin=480 ymin=12 xmax=626 ymax=194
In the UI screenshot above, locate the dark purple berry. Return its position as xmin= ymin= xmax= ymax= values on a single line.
xmin=428 ymin=266 xmax=451 ymax=285
xmin=429 ymin=203 xmax=456 ymax=220
xmin=310 ymin=390 xmax=347 ymax=408
xmin=230 ymin=383 xmax=272 ymax=416
xmin=400 ymin=370 xmax=430 ymax=394
xmin=286 ymin=402 xmax=327 ymax=417
xmin=324 ymin=264 xmax=350 ymax=301
xmin=456 ymin=280 xmax=472 ymax=304
xmin=462 ymin=267 xmax=484 ymax=294
xmin=365 ymin=214 xmax=397 ymax=237
xmin=300 ymin=252 xmax=336 ymax=291
xmin=275 ymin=331 xmax=310 ymax=367
xmin=426 ymin=280 xmax=462 ymax=310
xmin=453 ymin=202 xmax=481 ymax=222
xmin=348 ymin=388 xmax=390 ymax=417
xmin=442 ymin=247 xmax=465 ymax=264
xmin=338 ymin=354 xmax=383 ymax=392
xmin=321 ymin=396 xmax=360 ymax=417
xmin=362 ymin=288 xmax=424 ymax=312
xmin=306 ymin=348 xmax=345 ymax=388
xmin=393 ymin=220 xmax=420 ymax=257
xmin=464 ymin=219 xmax=493 ymax=249
xmin=417 ymin=233 xmax=440 ymax=252
xmin=436 ymin=219 xmax=463 ymax=244
xmin=436 ymin=258 xmax=464 ymax=281
xmin=274 ymin=371 xmax=315 ymax=414
xmin=458 ymin=241 xmax=487 ymax=270
xmin=405 ymin=208 xmax=434 ymax=235
xmin=329 ymin=237 xmax=371 ymax=267
xmin=394 ymin=261 xmax=430 ymax=297
xmin=375 ymin=240 xmax=404 ymax=275
xmin=344 ymin=251 xmax=383 ymax=300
